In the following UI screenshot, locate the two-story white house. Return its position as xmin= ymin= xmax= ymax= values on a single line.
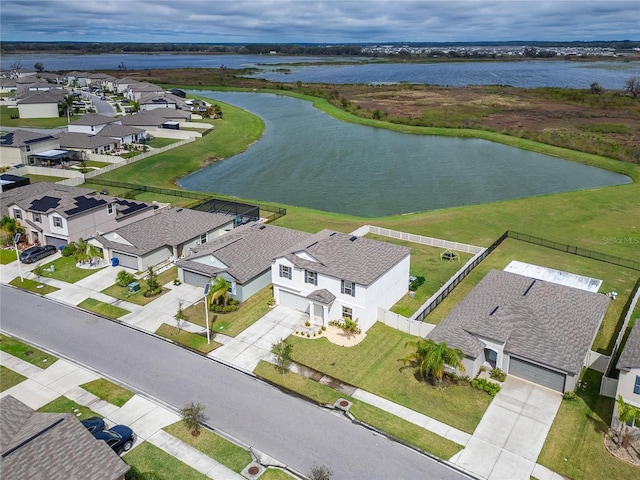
xmin=272 ymin=230 xmax=411 ymax=332
xmin=0 ymin=129 xmax=60 ymax=167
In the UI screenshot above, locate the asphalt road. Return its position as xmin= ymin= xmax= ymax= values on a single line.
xmin=0 ymin=285 xmax=471 ymax=480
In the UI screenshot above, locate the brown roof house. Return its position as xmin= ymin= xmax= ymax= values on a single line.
xmin=0 ymin=396 xmax=129 ymax=480
xmin=271 ymin=230 xmax=411 ymax=332
xmin=426 ymin=269 xmax=610 ymax=392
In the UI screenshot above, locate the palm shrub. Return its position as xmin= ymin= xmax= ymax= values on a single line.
xmin=403 ymin=339 xmax=466 ymax=384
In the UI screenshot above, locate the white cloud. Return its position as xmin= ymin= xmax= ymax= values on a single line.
xmin=1 ymin=0 xmax=638 ymax=42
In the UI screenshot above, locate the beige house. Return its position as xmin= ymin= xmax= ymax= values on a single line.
xmin=0 ymin=129 xmax=60 ymax=167
xmin=3 ymin=182 xmax=155 ymax=247
xmin=17 ymin=89 xmax=67 ymax=119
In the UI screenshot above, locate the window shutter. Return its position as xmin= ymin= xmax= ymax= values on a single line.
xmin=634 ymin=375 xmax=640 ymax=395
xmin=341 ymin=280 xmax=345 ymax=294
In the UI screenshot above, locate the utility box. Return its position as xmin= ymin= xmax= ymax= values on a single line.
xmin=128 ymin=281 xmax=140 ymax=293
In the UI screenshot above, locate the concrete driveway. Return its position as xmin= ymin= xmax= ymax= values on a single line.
xmin=451 ymin=376 xmax=562 ymax=479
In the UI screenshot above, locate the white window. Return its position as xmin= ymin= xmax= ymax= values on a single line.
xmin=341 ymin=280 xmax=355 ymax=296
xmin=107 ymin=203 xmax=114 ymax=215
xmin=33 ymin=212 xmax=41 ymax=223
xmin=305 ymin=270 xmax=317 ymax=286
xmin=13 ymin=208 xmax=22 ymax=220
xmin=342 ymin=306 xmax=353 ymax=320
xmin=279 ymin=265 xmax=291 ymax=279
xmin=200 ymin=233 xmax=207 ymax=244
xmin=53 ymin=217 xmax=63 ymax=228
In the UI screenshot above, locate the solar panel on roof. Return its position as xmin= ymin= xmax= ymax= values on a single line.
xmin=64 ymin=195 xmax=107 ymax=216
xmin=115 ymin=199 xmax=148 ymax=216
xmin=30 ymin=195 xmax=60 ymax=212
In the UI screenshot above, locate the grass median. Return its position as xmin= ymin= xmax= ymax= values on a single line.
xmin=80 ymin=378 xmax=135 ymax=407
xmin=78 ymin=298 xmax=131 ymax=319
xmin=0 ymin=333 xmax=58 ymax=368
xmin=0 ymin=365 xmax=27 ymax=391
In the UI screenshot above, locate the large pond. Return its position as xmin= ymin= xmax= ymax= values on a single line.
xmin=178 ymin=92 xmax=630 ymax=217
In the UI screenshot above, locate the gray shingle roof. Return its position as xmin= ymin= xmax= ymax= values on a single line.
xmin=0 ymin=396 xmax=129 ymax=480
xmin=427 ymin=269 xmax=610 ymax=375
xmin=0 ymin=182 xmax=94 ymax=217
xmin=617 ymin=321 xmax=640 ymax=371
xmin=58 ymin=132 xmax=120 ymax=149
xmin=68 ymin=113 xmax=118 ymax=127
xmin=280 ymin=230 xmax=411 ymax=286
xmin=1 ymin=129 xmax=56 ymax=148
xmin=96 ymin=207 xmax=234 ymax=256
xmin=98 ymin=124 xmax=145 ymax=139
xmin=178 ymin=223 xmax=312 ymax=284
xmin=307 ymin=288 xmax=336 ymax=304
xmin=17 ymin=89 xmax=67 ymax=104
xmin=119 ymin=111 xmax=166 ymax=127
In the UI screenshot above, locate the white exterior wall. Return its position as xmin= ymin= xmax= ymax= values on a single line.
xmin=68 ymin=123 xmax=110 ymax=134
xmin=463 ymin=355 xmax=484 ymax=378
xmin=618 ymin=369 xmax=640 ymax=409
xmin=0 ymin=147 xmax=24 ymax=167
xmin=140 ymin=247 xmax=172 ymax=270
xmin=18 ymin=102 xmax=59 ymax=119
xmin=476 ymin=335 xmax=507 ymax=369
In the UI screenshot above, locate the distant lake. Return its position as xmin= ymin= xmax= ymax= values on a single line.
xmin=178 ymin=91 xmax=630 ymax=217
xmin=1 ymin=53 xmax=637 ymax=89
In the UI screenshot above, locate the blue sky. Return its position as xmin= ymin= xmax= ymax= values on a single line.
xmin=1 ymin=0 xmax=638 ymax=43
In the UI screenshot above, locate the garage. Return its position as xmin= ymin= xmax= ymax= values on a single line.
xmin=278 ymin=290 xmax=309 ymax=313
xmin=112 ymin=251 xmax=138 ymax=270
xmin=182 ymin=269 xmax=211 ymax=288
xmin=508 ymin=357 xmax=566 ymax=392
xmin=44 ymin=235 xmax=67 ymax=249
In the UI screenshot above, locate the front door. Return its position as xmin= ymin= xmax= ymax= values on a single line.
xmin=484 ymin=348 xmax=498 ymax=369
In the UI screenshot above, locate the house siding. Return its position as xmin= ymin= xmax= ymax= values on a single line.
xmin=618 ymin=369 xmax=640 ymax=409
xmin=18 ymin=102 xmax=59 ymax=119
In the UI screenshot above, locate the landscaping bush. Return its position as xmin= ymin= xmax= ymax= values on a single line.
xmin=489 ymin=368 xmax=507 ymax=382
xmin=563 ymin=391 xmax=578 ymax=401
xmin=409 ymin=275 xmax=425 ymax=291
xmin=116 ymin=269 xmax=135 ymax=287
xmin=470 ymin=378 xmax=501 ymax=396
xmin=61 ymin=244 xmax=77 ymax=257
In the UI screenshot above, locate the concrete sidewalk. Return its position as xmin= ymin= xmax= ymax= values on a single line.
xmin=0 ymin=351 xmax=248 ymax=480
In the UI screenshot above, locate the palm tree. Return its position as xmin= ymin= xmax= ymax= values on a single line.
xmin=1 ymin=216 xmax=23 ymax=245
xmin=617 ymin=395 xmax=639 ymax=448
xmin=207 ymin=276 xmax=231 ymax=309
xmin=403 ymin=339 xmax=466 ymax=384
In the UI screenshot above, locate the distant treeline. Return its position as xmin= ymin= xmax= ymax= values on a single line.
xmin=2 ymin=40 xmax=639 ymax=56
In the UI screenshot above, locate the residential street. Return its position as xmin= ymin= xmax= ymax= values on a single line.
xmin=0 ymin=285 xmax=471 ymax=480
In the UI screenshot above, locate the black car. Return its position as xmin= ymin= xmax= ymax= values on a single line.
xmin=81 ymin=416 xmax=106 ymax=435
xmin=94 ymin=425 xmax=136 ymax=454
xmin=19 ymin=245 xmax=57 ymax=264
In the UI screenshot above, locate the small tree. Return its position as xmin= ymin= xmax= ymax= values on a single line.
xmin=207 ymin=276 xmax=231 ymax=309
xmin=403 ymin=339 xmax=466 ymax=384
xmin=625 ymin=76 xmax=640 ymax=99
xmin=31 ymin=264 xmax=46 ymax=284
xmin=329 ymin=317 xmax=361 ymax=339
xmin=145 ymin=266 xmax=160 ymax=295
xmin=309 ymin=464 xmax=333 ymax=480
xmin=180 ymin=402 xmax=207 ymax=436
xmin=271 ymin=338 xmax=293 ymax=374
xmin=174 ymin=300 xmax=188 ymax=333
xmin=34 ymin=62 xmax=44 ymax=73
xmin=590 ymin=82 xmax=604 ymax=95
xmin=617 ymin=395 xmax=639 ymax=448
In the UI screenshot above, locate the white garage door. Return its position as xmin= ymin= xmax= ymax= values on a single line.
xmin=112 ymin=251 xmax=138 ymax=270
xmin=183 ymin=270 xmax=211 ymax=288
xmin=508 ymin=357 xmax=566 ymax=392
xmin=279 ymin=290 xmax=309 ymax=312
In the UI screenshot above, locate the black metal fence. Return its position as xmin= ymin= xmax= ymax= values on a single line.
xmin=414 ymin=229 xmax=639 ymax=323
xmin=86 ymin=179 xmax=286 ymax=222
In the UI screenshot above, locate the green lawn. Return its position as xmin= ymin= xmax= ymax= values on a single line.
xmin=39 ymin=256 xmax=105 ymax=283
xmin=365 ymin=234 xmax=473 ymax=317
xmin=38 ymin=396 xmax=100 ymax=420
xmin=23 ymin=174 xmax=69 ymax=183
xmin=423 ymin=238 xmax=639 ymax=355
xmin=164 ymin=422 xmax=252 ymax=473
xmin=0 ymin=334 xmax=58 ymax=369
xmin=9 ymin=276 xmax=60 ymax=295
xmin=147 ymin=137 xmax=180 ymax=148
xmin=0 ymin=365 xmax=27 ymax=391
xmin=80 ymin=378 xmax=135 ymax=407
xmin=183 ymin=285 xmax=271 ymax=337
xmin=155 ymin=323 xmax=221 ymax=354
xmin=124 ymin=442 xmax=210 ymax=480
xmin=538 ymin=369 xmax=639 ymax=480
xmin=95 ymin=102 xmax=263 ymax=188
xmin=102 ymin=284 xmax=168 ymax=306
xmin=255 ymin=360 xmax=463 ymax=460
xmin=258 ymin=469 xmax=296 ymax=480
xmin=78 ymin=298 xmax=131 ymax=319
xmin=0 ymin=105 xmax=79 ymax=127
xmin=285 ymin=323 xmax=493 ymax=433
xmin=0 ymin=248 xmax=17 ymax=264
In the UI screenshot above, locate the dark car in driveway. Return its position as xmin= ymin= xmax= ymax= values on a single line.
xmin=94 ymin=425 xmax=136 ymax=454
xmin=19 ymin=245 xmax=57 ymax=264
xmin=81 ymin=416 xmax=106 ymax=435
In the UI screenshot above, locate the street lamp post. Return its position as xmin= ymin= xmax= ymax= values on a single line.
xmin=204 ymin=283 xmax=211 ymax=345
xmin=13 ymin=233 xmax=23 ymax=282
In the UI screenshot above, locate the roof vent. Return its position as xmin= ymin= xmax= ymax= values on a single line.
xmin=259 ymin=225 xmax=266 ymax=230
xmin=349 ymin=236 xmax=357 ymax=242
xmin=489 ymin=306 xmax=499 ymax=316
xmin=176 ymin=208 xmax=183 ymax=212
xmin=523 ymin=280 xmax=536 ymax=296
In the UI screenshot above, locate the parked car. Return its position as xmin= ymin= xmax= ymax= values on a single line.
xmin=19 ymin=245 xmax=57 ymax=264
xmin=81 ymin=416 xmax=106 ymax=435
xmin=94 ymin=425 xmax=136 ymax=454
